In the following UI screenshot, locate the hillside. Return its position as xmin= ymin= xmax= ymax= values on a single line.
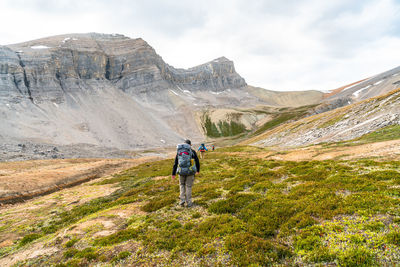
xmin=0 ymin=33 xmax=323 ymax=158
xmin=244 ymin=88 xmax=400 ymax=147
xmin=0 ymin=145 xmax=399 ymax=266
xmin=314 ymin=65 xmax=400 ymax=113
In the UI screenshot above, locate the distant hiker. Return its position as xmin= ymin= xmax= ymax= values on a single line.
xmin=172 ymin=139 xmax=200 ymax=207
xmin=198 ymin=143 xmax=208 ymax=159
xmin=212 ymin=145 xmax=215 ymax=151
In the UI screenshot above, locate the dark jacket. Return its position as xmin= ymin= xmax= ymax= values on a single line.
xmin=172 ymin=148 xmax=200 ymax=176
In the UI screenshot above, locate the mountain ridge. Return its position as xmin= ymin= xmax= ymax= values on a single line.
xmin=245 ymin=87 xmax=400 ymax=147
xmin=0 ymin=33 xmax=322 ymax=154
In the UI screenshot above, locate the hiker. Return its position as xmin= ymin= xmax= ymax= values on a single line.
xmin=198 ymin=143 xmax=208 ymax=159
xmin=212 ymin=145 xmax=215 ymax=151
xmin=172 ymin=139 xmax=200 ymax=207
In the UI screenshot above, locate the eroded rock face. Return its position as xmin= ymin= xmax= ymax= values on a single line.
xmin=0 ymin=33 xmax=252 ymax=150
xmin=2 ymin=33 xmax=246 ymax=104
xmin=0 ymin=33 xmax=323 ymax=152
xmin=253 ymin=89 xmax=400 ymax=147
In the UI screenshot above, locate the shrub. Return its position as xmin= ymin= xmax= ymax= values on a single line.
xmin=64 ymin=248 xmax=79 ymax=258
xmin=141 ymin=193 xmax=177 ymax=212
xmin=65 ymin=238 xmax=79 ymax=248
xmin=111 ymin=251 xmax=132 ymax=262
xmin=251 ymin=181 xmax=273 ymax=193
xmin=73 ymin=247 xmax=98 ymax=261
xmin=192 ymin=212 xmax=202 ymax=219
xmin=363 ymin=221 xmax=385 ymax=232
xmin=360 ymin=170 xmax=400 ymax=181
xmin=198 ymin=215 xmax=245 ymax=238
xmin=294 ymin=226 xmax=324 ymax=252
xmin=94 ymin=228 xmax=139 ymax=246
xmin=385 ymin=231 xmax=400 ymax=245
xmin=280 ymin=212 xmax=317 ymax=235
xmin=336 ymin=247 xmax=376 ymax=267
xmin=208 ymin=193 xmax=259 ymax=214
xmin=225 ymin=232 xmax=291 ymax=266
xmin=19 ymin=233 xmax=42 ymax=247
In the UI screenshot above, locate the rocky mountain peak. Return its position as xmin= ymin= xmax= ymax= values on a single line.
xmin=0 ymin=33 xmax=246 ymax=103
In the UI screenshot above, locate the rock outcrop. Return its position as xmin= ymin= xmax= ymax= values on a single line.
xmin=314 ymin=65 xmax=400 ymax=114
xmin=0 ymin=33 xmax=323 ymax=152
xmin=248 ymin=88 xmax=400 ymax=147
xmin=1 ymin=33 xmax=246 ymax=104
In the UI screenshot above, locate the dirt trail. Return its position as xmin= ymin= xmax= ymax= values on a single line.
xmin=0 ymin=156 xmax=161 ymax=204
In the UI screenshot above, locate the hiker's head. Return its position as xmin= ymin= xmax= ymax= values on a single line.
xmin=201 ymin=143 xmax=204 ymax=146
xmin=184 ymin=139 xmax=191 ymax=145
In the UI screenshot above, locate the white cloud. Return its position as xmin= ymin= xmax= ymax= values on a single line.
xmin=0 ymin=0 xmax=399 ymax=91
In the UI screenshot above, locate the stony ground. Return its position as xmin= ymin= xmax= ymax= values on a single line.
xmin=0 ymin=141 xmax=168 ymax=162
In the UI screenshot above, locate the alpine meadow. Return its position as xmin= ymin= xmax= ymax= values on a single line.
xmin=1 ymin=1 xmax=400 ymax=266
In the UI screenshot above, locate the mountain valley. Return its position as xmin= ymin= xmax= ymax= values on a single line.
xmin=1 ymin=33 xmax=400 ymax=266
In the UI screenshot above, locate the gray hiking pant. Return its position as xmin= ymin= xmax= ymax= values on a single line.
xmin=179 ymin=175 xmax=194 ymax=206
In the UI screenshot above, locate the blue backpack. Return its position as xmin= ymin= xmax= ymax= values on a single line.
xmin=177 ymin=143 xmax=197 ymax=175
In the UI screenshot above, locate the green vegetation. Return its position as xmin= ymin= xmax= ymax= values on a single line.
xmin=252 ymin=113 xmax=297 ymax=136
xmin=64 ymin=238 xmax=79 ymax=248
xmin=252 ymin=106 xmax=312 ymax=136
xmin=111 ymin=251 xmax=132 ymax=262
xmin=203 ymin=114 xmax=247 ymax=137
xmin=203 ymin=114 xmax=220 ymax=137
xmin=355 ymin=125 xmax=400 ymax=143
xmin=18 ymin=233 xmax=42 ymax=247
xmin=4 ymin=146 xmax=400 ymax=266
xmin=64 ymin=247 xmax=98 ymax=261
xmin=321 ymin=124 xmax=400 ymax=148
xmin=318 ymin=114 xmax=346 ymax=128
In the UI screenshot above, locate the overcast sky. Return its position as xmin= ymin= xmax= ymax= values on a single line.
xmin=1 ymin=0 xmax=400 ymax=91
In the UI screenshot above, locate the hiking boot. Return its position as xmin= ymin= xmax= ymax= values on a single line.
xmin=187 ymin=202 xmax=193 ymax=208
xmin=179 ymin=201 xmax=185 ymax=207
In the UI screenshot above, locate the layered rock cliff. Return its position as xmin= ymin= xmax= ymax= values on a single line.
xmin=1 ymin=33 xmax=246 ymax=104
xmin=0 ymin=33 xmax=322 ymax=153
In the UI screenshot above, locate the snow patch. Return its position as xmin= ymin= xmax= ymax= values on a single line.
xmin=343 ymin=81 xmax=363 ymax=91
xmin=319 ymin=89 xmax=332 ymax=93
xmin=352 ymin=85 xmax=371 ymax=98
xmin=210 ymin=89 xmax=231 ymax=95
xmin=211 ymin=91 xmax=223 ymax=95
xmin=374 ymin=80 xmax=384 ymax=85
xmin=31 ymin=45 xmax=51 ymax=49
xmin=31 ymin=45 xmax=50 ymax=49
xmin=53 ymin=102 xmax=59 ymax=108
xmin=62 ymin=37 xmax=78 ymax=43
xmin=160 ymin=139 xmax=166 ymax=144
xmin=393 ymin=73 xmax=399 ymax=77
xmin=169 ymin=90 xmax=179 ymax=96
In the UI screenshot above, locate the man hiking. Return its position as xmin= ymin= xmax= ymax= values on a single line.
xmin=198 ymin=143 xmax=208 ymax=159
xmin=172 ymin=139 xmax=200 ymax=207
